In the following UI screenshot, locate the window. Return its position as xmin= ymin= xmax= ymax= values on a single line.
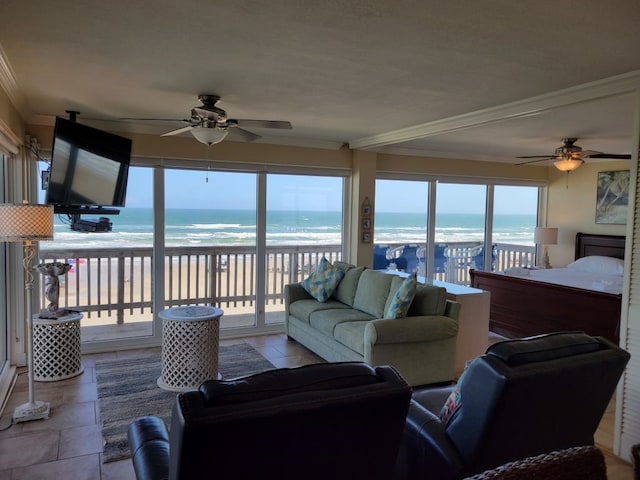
xmin=266 ymin=174 xmax=344 ymax=324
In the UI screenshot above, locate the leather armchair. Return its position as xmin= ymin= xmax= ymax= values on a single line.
xmin=395 ymin=332 xmax=630 ymax=480
xmin=129 ymin=361 xmax=411 ymax=480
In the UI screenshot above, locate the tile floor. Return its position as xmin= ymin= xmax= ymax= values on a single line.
xmin=0 ymin=334 xmax=634 ymax=479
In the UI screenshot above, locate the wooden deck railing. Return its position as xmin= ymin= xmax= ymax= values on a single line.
xmin=37 ymin=242 xmax=534 ymax=325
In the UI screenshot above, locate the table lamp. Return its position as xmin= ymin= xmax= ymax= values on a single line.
xmin=0 ymin=202 xmax=54 ymax=422
xmin=534 ymin=227 xmax=558 ymax=269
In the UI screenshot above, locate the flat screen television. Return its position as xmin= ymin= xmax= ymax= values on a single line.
xmin=45 ymin=117 xmax=132 ymax=214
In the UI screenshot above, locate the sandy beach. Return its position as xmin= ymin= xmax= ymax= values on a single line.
xmin=41 ymin=254 xmax=302 ymax=342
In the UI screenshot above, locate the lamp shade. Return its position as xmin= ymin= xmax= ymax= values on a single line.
xmin=534 ymin=227 xmax=558 ymax=245
xmin=190 ymin=126 xmax=228 ymax=146
xmin=0 ymin=203 xmax=54 ymax=242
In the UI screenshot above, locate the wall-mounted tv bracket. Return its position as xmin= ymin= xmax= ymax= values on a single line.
xmin=65 ymin=110 xmax=80 ymax=122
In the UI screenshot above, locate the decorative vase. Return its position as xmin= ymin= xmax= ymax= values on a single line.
xmin=34 ymin=262 xmax=72 ymax=313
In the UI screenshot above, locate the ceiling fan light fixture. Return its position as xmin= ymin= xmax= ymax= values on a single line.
xmin=190 ymin=126 xmax=228 ymax=146
xmin=553 ymin=157 xmax=584 ymax=172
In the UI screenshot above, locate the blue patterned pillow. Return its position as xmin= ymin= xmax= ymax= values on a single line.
xmin=384 ymin=273 xmax=417 ymax=319
xmin=301 ymin=257 xmax=345 ymax=302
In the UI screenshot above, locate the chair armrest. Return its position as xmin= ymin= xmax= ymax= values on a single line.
xmin=365 ymin=315 xmax=458 ymax=345
xmin=128 ymin=416 xmax=170 ymax=480
xmin=396 ymin=400 xmax=464 ymax=480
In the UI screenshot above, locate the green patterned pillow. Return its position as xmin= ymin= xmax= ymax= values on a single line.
xmin=384 ymin=273 xmax=417 ymax=319
xmin=301 ymin=257 xmax=345 ymax=303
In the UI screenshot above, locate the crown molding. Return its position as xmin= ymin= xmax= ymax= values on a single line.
xmin=0 ymin=43 xmax=27 ymax=115
xmin=350 ymin=70 xmax=640 ymax=150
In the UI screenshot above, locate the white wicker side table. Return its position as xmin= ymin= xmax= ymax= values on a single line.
xmin=157 ymin=306 xmax=223 ymax=392
xmin=33 ymin=312 xmax=84 ymax=382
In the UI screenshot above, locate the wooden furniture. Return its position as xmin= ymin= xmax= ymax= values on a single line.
xmin=157 ymin=306 xmax=223 ymax=392
xmin=33 ymin=312 xmax=84 ymax=382
xmin=470 ymin=233 xmax=624 ymax=344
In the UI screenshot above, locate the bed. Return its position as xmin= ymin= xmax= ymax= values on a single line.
xmin=469 ymin=232 xmax=625 ymax=344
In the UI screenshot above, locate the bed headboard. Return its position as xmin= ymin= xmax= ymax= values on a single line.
xmin=575 ymin=232 xmax=626 ymax=260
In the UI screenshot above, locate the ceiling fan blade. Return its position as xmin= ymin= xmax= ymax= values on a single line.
xmin=516 ymin=155 xmax=555 ymax=159
xmin=516 ymin=158 xmax=553 ymax=166
xmin=119 ymin=117 xmax=192 ymax=123
xmin=161 ymin=125 xmax=195 ymax=137
xmin=234 ymin=119 xmax=292 ymax=129
xmin=584 ymin=153 xmax=632 ymax=159
xmin=227 ymin=127 xmax=261 ymax=142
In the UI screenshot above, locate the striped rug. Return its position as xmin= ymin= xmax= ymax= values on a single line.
xmin=96 ymin=342 xmax=275 ymax=463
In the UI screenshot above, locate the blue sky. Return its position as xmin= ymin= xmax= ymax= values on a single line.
xmin=81 ymin=166 xmax=539 ymax=215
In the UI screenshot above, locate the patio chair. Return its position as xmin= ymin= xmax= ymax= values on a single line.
xmin=398 ymin=244 xmax=420 ymax=273
xmin=471 ymin=244 xmax=497 ymax=271
xmin=373 ymin=244 xmax=391 ymax=269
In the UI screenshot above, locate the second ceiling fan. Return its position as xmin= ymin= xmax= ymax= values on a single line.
xmin=516 ymin=138 xmax=631 ymax=171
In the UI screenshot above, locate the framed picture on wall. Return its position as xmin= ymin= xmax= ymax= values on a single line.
xmin=596 ymin=170 xmax=630 ymax=225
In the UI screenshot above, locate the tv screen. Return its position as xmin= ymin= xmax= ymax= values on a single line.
xmin=45 ymin=117 xmax=132 ymax=212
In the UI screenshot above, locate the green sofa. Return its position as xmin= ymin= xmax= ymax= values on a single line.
xmin=285 ymin=263 xmax=460 ymax=386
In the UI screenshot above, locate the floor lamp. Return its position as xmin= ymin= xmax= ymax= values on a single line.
xmin=0 ymin=202 xmax=54 ymax=422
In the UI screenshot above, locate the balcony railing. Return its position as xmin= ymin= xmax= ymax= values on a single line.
xmin=38 ymin=242 xmax=534 ymax=327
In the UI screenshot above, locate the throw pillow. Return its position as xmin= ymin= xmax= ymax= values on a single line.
xmin=566 ymin=255 xmax=624 ymax=276
xmin=301 ymin=257 xmax=345 ymax=303
xmin=384 ymin=273 xmax=417 ymax=319
xmin=439 ymin=365 xmax=469 ymax=426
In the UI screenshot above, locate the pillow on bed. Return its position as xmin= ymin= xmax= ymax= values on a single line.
xmin=567 ymin=255 xmax=624 ymax=276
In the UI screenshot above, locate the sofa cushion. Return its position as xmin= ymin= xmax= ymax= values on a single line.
xmin=384 ymin=273 xmax=417 ymax=319
xmin=353 ymin=270 xmax=394 ymax=318
xmin=334 ymin=321 xmax=369 ymax=355
xmin=407 ymin=284 xmax=447 ymax=317
xmin=301 ymin=257 xmax=345 ymax=302
xmin=289 ymin=299 xmax=350 ymax=323
xmin=333 ymin=266 xmax=366 ymax=307
xmin=309 ymin=308 xmax=375 ymax=337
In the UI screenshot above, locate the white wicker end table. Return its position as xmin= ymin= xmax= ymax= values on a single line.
xmin=33 ymin=312 xmax=84 ymax=382
xmin=157 ymin=306 xmax=223 ymax=392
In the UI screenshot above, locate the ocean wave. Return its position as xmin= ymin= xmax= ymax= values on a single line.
xmin=188 ymin=223 xmax=246 ymax=230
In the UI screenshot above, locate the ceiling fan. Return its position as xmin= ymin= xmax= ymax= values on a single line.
xmin=123 ymin=94 xmax=292 ymax=146
xmin=516 ymin=138 xmax=631 ymax=172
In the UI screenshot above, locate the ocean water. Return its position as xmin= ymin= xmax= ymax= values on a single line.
xmin=42 ymin=208 xmax=537 ymax=249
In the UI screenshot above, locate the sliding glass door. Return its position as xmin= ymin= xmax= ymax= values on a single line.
xmin=0 ymin=154 xmax=8 ymax=379
xmin=373 ymin=179 xmax=428 ymax=274
xmin=164 ymin=169 xmax=258 ymax=331
xmin=265 ymin=174 xmax=345 ymax=325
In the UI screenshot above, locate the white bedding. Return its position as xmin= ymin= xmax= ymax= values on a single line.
xmin=503 ymin=267 xmax=623 ymax=294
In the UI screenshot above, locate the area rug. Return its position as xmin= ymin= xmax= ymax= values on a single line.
xmin=96 ymin=342 xmax=275 ymax=463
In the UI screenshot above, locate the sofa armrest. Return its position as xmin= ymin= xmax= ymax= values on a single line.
xmin=284 ymin=283 xmax=313 ymax=306
xmin=444 ymin=300 xmax=461 ymax=321
xmin=365 ymin=315 xmax=458 ymax=345
xmin=128 ymin=416 xmax=170 ymax=480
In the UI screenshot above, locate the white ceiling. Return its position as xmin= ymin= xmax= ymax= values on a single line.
xmin=0 ymin=0 xmax=639 ymax=164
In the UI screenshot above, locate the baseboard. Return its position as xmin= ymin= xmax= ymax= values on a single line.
xmin=0 ymin=364 xmax=17 ymax=419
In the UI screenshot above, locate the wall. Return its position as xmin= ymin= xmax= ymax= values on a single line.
xmin=547 ymin=160 xmax=629 ymax=266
